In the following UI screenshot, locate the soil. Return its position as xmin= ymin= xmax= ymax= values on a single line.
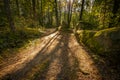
xmin=0 ymin=31 xmax=118 ymax=80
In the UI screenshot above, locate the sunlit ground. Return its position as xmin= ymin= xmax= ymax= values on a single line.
xmin=0 ymin=31 xmax=111 ymax=80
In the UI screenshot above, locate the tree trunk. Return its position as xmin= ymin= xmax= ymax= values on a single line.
xmin=67 ymin=0 xmax=73 ymax=28
xmin=109 ymin=0 xmax=120 ymax=27
xmin=32 ymin=0 xmax=36 ymax=19
xmin=40 ymin=0 xmax=43 ymax=26
xmin=3 ymin=0 xmax=15 ymax=32
xmin=67 ymin=0 xmax=71 ymax=28
xmin=48 ymin=5 xmax=50 ymax=26
xmin=58 ymin=1 xmax=62 ymax=25
xmin=16 ymin=0 xmax=20 ymax=16
xmin=54 ymin=0 xmax=59 ymax=27
xmin=79 ymin=0 xmax=85 ymax=21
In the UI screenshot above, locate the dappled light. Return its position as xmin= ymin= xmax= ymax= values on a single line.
xmin=0 ymin=0 xmax=120 ymax=80
xmin=0 ymin=31 xmax=102 ymax=80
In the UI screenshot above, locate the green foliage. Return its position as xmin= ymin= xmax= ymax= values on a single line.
xmin=77 ymin=21 xmax=98 ymax=30
xmin=72 ymin=0 xmax=120 ymax=30
xmin=82 ymin=11 xmax=99 ymax=28
xmin=92 ymin=0 xmax=119 ymax=29
xmin=0 ymin=27 xmax=42 ymax=53
xmin=14 ymin=17 xmax=40 ymax=28
xmin=76 ymin=27 xmax=120 ymax=54
xmin=0 ymin=1 xmax=7 ymax=27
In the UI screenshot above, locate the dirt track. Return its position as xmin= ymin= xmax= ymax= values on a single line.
xmin=0 ymin=31 xmax=102 ymax=80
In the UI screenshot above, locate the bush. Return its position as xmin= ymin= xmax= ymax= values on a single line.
xmin=76 ymin=21 xmax=97 ymax=30
xmin=0 ymin=27 xmax=42 ymax=53
xmin=76 ymin=27 xmax=120 ymax=54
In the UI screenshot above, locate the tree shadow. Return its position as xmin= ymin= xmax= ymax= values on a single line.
xmin=0 ymin=29 xmax=57 ymax=68
xmin=34 ymin=32 xmax=80 ymax=80
xmin=56 ymin=33 xmax=80 ymax=80
xmin=33 ymin=33 xmax=64 ymax=80
xmin=75 ymin=35 xmax=120 ymax=80
xmin=1 ymin=31 xmax=83 ymax=80
xmin=1 ymin=31 xmax=62 ymax=80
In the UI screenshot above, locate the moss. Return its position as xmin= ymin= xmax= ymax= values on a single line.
xmin=94 ymin=27 xmax=120 ymax=52
xmin=76 ymin=27 xmax=120 ymax=54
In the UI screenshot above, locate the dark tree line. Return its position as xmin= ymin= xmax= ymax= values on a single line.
xmin=0 ymin=0 xmax=120 ymax=31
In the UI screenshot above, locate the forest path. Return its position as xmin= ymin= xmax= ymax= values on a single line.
xmin=0 ymin=31 xmax=102 ymax=80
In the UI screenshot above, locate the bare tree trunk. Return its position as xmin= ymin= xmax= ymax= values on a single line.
xmin=58 ymin=1 xmax=62 ymax=25
xmin=50 ymin=11 xmax=53 ymax=26
xmin=32 ymin=0 xmax=36 ymax=19
xmin=16 ymin=0 xmax=20 ymax=16
xmin=64 ymin=4 xmax=66 ymax=22
xmin=54 ymin=0 xmax=59 ymax=27
xmin=79 ymin=0 xmax=85 ymax=21
xmin=103 ymin=1 xmax=106 ymax=28
xmin=48 ymin=5 xmax=51 ymax=26
xmin=67 ymin=0 xmax=71 ymax=28
xmin=4 ymin=0 xmax=15 ymax=32
xmin=40 ymin=0 xmax=44 ymax=26
xmin=69 ymin=0 xmax=74 ymax=27
xmin=67 ymin=0 xmax=73 ymax=28
xmin=109 ymin=0 xmax=120 ymax=27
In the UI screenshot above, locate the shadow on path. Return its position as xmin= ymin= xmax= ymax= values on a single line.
xmin=1 ymin=32 xmax=61 ymax=80
xmin=1 ymin=31 xmax=106 ymax=80
xmin=75 ymin=34 xmax=120 ymax=80
xmin=56 ymin=33 xmax=79 ymax=80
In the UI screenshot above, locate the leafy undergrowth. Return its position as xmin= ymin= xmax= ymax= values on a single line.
xmin=76 ymin=27 xmax=120 ymax=61
xmin=76 ymin=27 xmax=120 ymax=54
xmin=0 ymin=27 xmax=43 ymax=62
xmin=76 ymin=27 xmax=120 ymax=79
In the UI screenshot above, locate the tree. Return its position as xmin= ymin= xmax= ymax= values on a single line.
xmin=0 ymin=0 xmax=6 ymax=27
xmin=58 ymin=0 xmax=62 ymax=25
xmin=15 ymin=0 xmax=20 ymax=16
xmin=32 ymin=0 xmax=36 ymax=19
xmin=3 ymin=0 xmax=15 ymax=32
xmin=91 ymin=0 xmax=120 ymax=29
xmin=54 ymin=0 xmax=59 ymax=26
xmin=67 ymin=0 xmax=73 ymax=28
xmin=40 ymin=0 xmax=43 ymax=26
xmin=79 ymin=0 xmax=85 ymax=21
xmin=109 ymin=0 xmax=120 ymax=27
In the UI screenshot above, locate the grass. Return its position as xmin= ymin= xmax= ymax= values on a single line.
xmin=76 ymin=27 xmax=120 ymax=54
xmin=76 ymin=27 xmax=120 ymax=69
xmin=0 ymin=27 xmax=43 ymax=62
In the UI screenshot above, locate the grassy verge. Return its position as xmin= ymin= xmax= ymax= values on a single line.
xmin=76 ymin=27 xmax=120 ymax=54
xmin=76 ymin=27 xmax=120 ymax=67
xmin=0 ymin=27 xmax=43 ymax=62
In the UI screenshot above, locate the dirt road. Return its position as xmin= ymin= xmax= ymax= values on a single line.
xmin=0 ymin=31 xmax=102 ymax=80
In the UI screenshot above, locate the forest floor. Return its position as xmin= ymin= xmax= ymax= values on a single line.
xmin=0 ymin=30 xmax=119 ymax=80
